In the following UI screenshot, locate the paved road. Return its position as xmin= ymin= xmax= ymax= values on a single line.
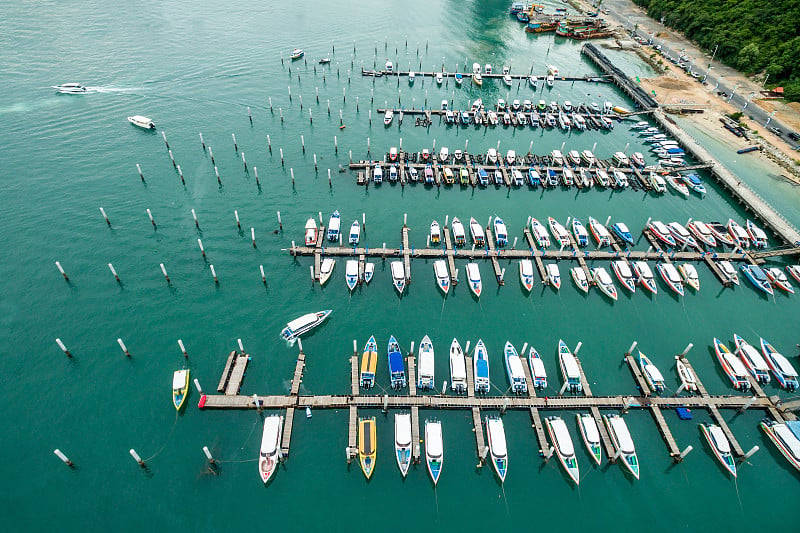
xmin=597 ymin=0 xmax=799 ymax=148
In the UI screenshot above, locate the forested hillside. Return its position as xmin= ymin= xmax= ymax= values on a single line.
xmin=631 ymin=0 xmax=800 ymax=101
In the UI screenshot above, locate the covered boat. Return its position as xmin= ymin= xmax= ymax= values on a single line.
xmin=706 ymin=221 xmax=736 ymax=246
xmin=687 ymin=220 xmax=717 ymax=248
xmin=417 ymin=335 xmax=435 ymax=390
xmin=519 ymin=259 xmax=535 ymax=292
xmin=760 ymin=419 xmax=800 ymax=472
xmin=764 ymin=267 xmax=794 ymax=293
xmin=327 ymin=211 xmax=341 ymax=241
xmin=358 ymin=417 xmax=377 ymax=479
xmin=388 ymin=336 xmax=407 ymax=389
xmin=592 ymin=267 xmax=618 ymax=301
xmin=746 ymin=220 xmax=768 ymax=248
xmin=528 ymin=347 xmax=547 ymax=389
xmin=733 ymin=334 xmax=770 ymax=383
xmin=604 ymin=414 xmax=639 ymax=479
xmin=676 ymin=358 xmax=698 ymax=393
xmin=430 ymin=220 xmax=441 ymax=245
xmin=678 ymin=263 xmax=700 ymax=291
xmin=258 ymin=415 xmax=284 ymax=484
xmin=349 ymin=220 xmax=360 ymax=245
xmin=280 ymin=310 xmax=331 ymax=343
xmin=577 ymin=413 xmax=602 ymax=465
xmin=718 ymin=261 xmax=739 ymax=285
xmin=452 ymin=217 xmax=466 ymax=246
xmin=633 ymin=261 xmax=658 ymax=294
xmin=667 ymin=222 xmax=697 ymax=249
xmin=433 ymin=260 xmax=450 ymax=295
xmin=395 ymin=413 xmax=412 ymax=476
xmin=546 ymin=416 xmax=580 ymax=485
xmin=740 ymin=264 xmax=773 ymax=295
xmin=727 ymin=219 xmax=750 ymax=247
xmin=504 ymin=342 xmax=527 ymax=394
xmin=648 ymin=221 xmax=677 ymax=247
xmin=558 ymin=340 xmax=582 ymax=393
xmin=713 ymin=338 xmax=751 ymax=390
xmin=425 ymin=420 xmax=444 ymax=484
xmin=546 ymin=263 xmax=561 ymax=290
xmin=588 ymin=217 xmax=612 ymax=247
xmin=611 ymin=261 xmax=636 ymax=293
xmin=493 ymin=217 xmax=508 ymax=246
xmin=612 ymin=222 xmax=634 ymax=246
xmin=638 ymin=351 xmax=665 ymax=394
xmin=761 ymin=338 xmax=798 ymax=390
xmin=530 ymin=218 xmax=551 ymax=248
xmin=700 ymin=424 xmax=736 ymax=477
xmin=127 ymin=115 xmax=155 ymax=129
xmin=359 ymin=336 xmax=378 ymax=389
xmin=449 ymin=339 xmax=467 ymax=394
xmin=391 ymin=261 xmax=406 ymax=295
xmin=656 ymin=263 xmax=684 ymax=296
xmin=470 ymin=217 xmax=485 ymax=247
xmin=485 ymin=417 xmax=508 ymax=482
xmin=571 ymin=267 xmax=589 ymax=293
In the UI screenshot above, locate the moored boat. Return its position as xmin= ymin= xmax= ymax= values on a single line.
xmin=519 ymin=259 xmax=535 ymax=292
xmin=425 ymin=420 xmax=444 ymax=485
xmin=687 ymin=220 xmax=717 ymax=248
xmin=761 ymin=338 xmax=798 ymax=390
xmin=700 ymin=423 xmax=737 ymax=477
xmin=388 ymin=336 xmax=407 ymax=389
xmin=280 ymin=310 xmax=331 ymax=343
xmin=656 ymin=263 xmax=684 ymax=296
xmin=449 ymin=339 xmax=467 ymax=394
xmin=612 ymin=222 xmax=634 ymax=246
xmin=577 ymin=413 xmax=602 ymax=465
xmin=760 ymin=419 xmax=800 ymax=472
xmin=545 ymin=416 xmax=580 ymax=485
xmin=345 ymin=260 xmax=359 ymax=292
xmin=504 ymin=341 xmax=528 ymax=394
xmin=530 ymin=218 xmax=551 ymax=248
xmin=528 ymin=346 xmax=547 ymax=389
xmin=611 ymin=261 xmax=636 ymax=293
xmin=172 ymin=369 xmax=190 ymax=411
xmin=665 ymin=174 xmax=689 ymax=196
xmin=349 ymin=220 xmax=360 ymax=245
xmin=465 ymin=262 xmax=482 ymax=297
xmin=678 ymin=263 xmax=700 ymax=291
xmin=363 ymin=263 xmax=374 ymax=284
xmin=290 ymin=48 xmax=304 ymax=59
xmin=592 ymin=267 xmax=618 ymax=300
xmin=571 ymin=266 xmax=590 ymax=293
xmin=548 ymin=217 xmax=571 ymax=248
xmin=430 ymin=220 xmax=441 ymax=245
xmin=474 ymin=340 xmax=490 ymax=394
xmin=558 ymin=340 xmax=582 ymax=393
xmin=786 ymin=265 xmax=800 ymax=284
xmin=676 ymin=357 xmax=698 ymax=393
xmin=433 ymin=260 xmax=450 ymax=295
xmin=318 ymin=258 xmax=335 ymax=285
xmin=588 ymin=216 xmax=612 ymax=247
xmin=452 ymin=217 xmax=466 ymax=246
xmin=632 ymin=261 xmax=658 ymax=294
xmin=764 ymin=267 xmax=794 ymax=293
xmin=638 ymin=351 xmax=665 ymax=393
xmin=395 ymin=413 xmax=412 ymax=477
xmin=417 ymin=335 xmax=435 ymax=390
xmin=327 ymin=211 xmax=341 ymax=241
xmin=604 ymin=414 xmax=640 ymax=479
xmin=727 ymin=219 xmax=750 ymax=248
xmin=572 ymin=219 xmax=589 ymax=247
xmin=493 ymin=217 xmax=508 ymax=246
xmin=681 ymin=173 xmax=706 ymax=196
xmin=667 ymin=222 xmax=697 ymax=249
xmin=470 ymin=217 xmax=485 ymax=247
xmin=359 ymin=336 xmax=378 ymax=388
xmin=304 ymin=218 xmax=318 ymax=246
xmin=485 ymin=417 xmax=508 ymax=482
xmin=740 ymin=264 xmax=773 ymax=295
xmin=746 ymin=220 xmax=768 ymax=248
xmin=733 ymin=334 xmax=770 ymax=384
xmin=358 ymin=417 xmax=377 ymax=479
xmin=706 ymin=221 xmax=736 ymax=246
xmin=713 ymin=338 xmax=751 ymax=390
xmin=545 ymin=263 xmax=561 ymax=290
xmin=391 ymin=261 xmax=406 ymax=295
xmin=258 ymin=415 xmax=284 ymax=483
xmin=718 ymin=261 xmax=739 ymax=285
xmin=383 ymin=109 xmax=394 ymax=126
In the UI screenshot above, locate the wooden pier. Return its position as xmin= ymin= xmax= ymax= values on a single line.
xmin=471 ymin=407 xmax=487 ymax=463
xmin=443 ymin=223 xmax=457 ymax=285
xmin=411 ymin=406 xmax=421 ymax=463
xmin=217 ymin=351 xmax=249 ymax=396
xmin=484 ymin=227 xmax=504 ymax=284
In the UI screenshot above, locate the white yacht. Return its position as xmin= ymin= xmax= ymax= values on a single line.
xmin=394 ymin=413 xmax=412 ymax=477
xmin=258 ymin=415 xmax=284 ymax=484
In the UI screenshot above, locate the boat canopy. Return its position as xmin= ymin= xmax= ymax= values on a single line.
xmin=475 ymin=358 xmax=489 ymax=378
xmin=609 ymin=417 xmax=635 ymax=454
xmin=328 ymin=215 xmax=340 ymax=233
xmin=521 ymin=260 xmax=534 ymax=276
xmin=530 ymin=357 xmax=546 ymax=378
xmin=708 ymin=425 xmax=730 ymax=454
xmin=305 ymin=218 xmax=316 ymax=230
xmin=396 ymin=414 xmax=412 ymax=446
xmin=434 ymin=260 xmax=448 ymax=278
xmin=771 ymin=352 xmax=798 ymax=376
xmin=450 ymin=353 xmax=467 ymax=380
xmin=508 ymin=355 xmax=525 ymax=378
xmin=172 ymin=370 xmax=187 ymax=389
xmin=561 ymin=353 xmax=580 ymax=379
xmin=361 ymin=422 xmax=375 ymax=455
xmin=723 ymin=353 xmax=748 ymax=376
xmin=644 ymin=364 xmax=664 ymax=383
xmin=774 ymin=424 xmax=800 ymax=460
xmin=787 ymin=421 xmax=800 ymax=441
xmin=389 ymin=351 xmax=405 ymax=374
xmin=426 ymin=423 xmax=443 ymax=457
xmin=391 ymin=261 xmax=405 ymax=279
xmin=261 ymin=416 xmax=282 ymax=454
xmin=551 ymin=418 xmax=575 ymax=456
xmin=488 ymin=419 xmax=507 ymax=456
xmin=466 ymin=263 xmax=480 ymax=282
xmin=419 ymin=352 xmax=435 ymax=377
xmin=580 ymin=416 xmax=600 ymax=442
xmin=285 ymin=312 xmax=319 ymax=333
xmin=740 ymin=344 xmax=769 ymax=371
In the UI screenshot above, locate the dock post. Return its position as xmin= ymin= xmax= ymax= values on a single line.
xmin=54 ymin=449 xmax=74 ymax=467
xmin=203 ymin=446 xmax=215 ymax=465
xmin=56 ymin=338 xmax=72 ymax=357
xmin=129 ymin=449 xmax=146 ymax=468
xmin=741 ymin=446 xmax=759 ymax=462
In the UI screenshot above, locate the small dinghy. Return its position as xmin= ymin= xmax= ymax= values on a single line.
xmin=577 ymin=413 xmax=602 ymax=465
xmin=592 ymin=267 xmax=618 ymax=301
xmin=465 ymin=262 xmax=482 ymax=298
xmin=545 ymin=416 xmax=580 ymax=485
xmin=571 ymin=267 xmax=590 ymax=293
xmin=345 ymin=260 xmax=359 ymax=291
xmin=318 ymin=258 xmax=335 ymax=285
xmin=519 ymin=259 xmax=535 ymax=292
xmin=391 ymin=261 xmax=406 ymax=295
xmin=701 ymin=423 xmax=737 ymax=477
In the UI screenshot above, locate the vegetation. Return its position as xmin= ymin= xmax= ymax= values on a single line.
xmin=632 ymin=0 xmax=800 ymax=101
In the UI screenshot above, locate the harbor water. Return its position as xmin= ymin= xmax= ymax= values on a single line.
xmin=1 ymin=0 xmax=799 ymax=530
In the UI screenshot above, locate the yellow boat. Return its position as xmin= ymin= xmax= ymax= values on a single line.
xmin=172 ymin=369 xmax=190 ymax=411
xmin=359 ymin=336 xmax=378 ymax=389
xmin=358 ymin=417 xmax=377 ymax=479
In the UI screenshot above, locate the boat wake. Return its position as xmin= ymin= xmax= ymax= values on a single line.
xmin=87 ymin=86 xmax=144 ymax=94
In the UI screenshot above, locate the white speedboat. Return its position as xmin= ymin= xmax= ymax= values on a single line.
xmin=127 ymin=115 xmax=155 ymax=129
xmin=430 ymin=220 xmax=441 ymax=246
xmin=280 ymin=310 xmax=331 ymax=343
xmin=435 ymin=72 xmax=444 ymax=85
xmin=349 ymin=220 xmax=360 ymax=245
xmin=648 ymin=221 xmax=677 ymax=247
xmin=580 ymin=150 xmax=596 ymax=166
xmin=592 ymin=267 xmax=618 ymax=301
xmin=746 ymin=220 xmax=768 ymax=248
xmin=327 ymin=211 xmax=341 ymax=241
xmin=449 ymin=339 xmax=467 ymax=394
xmin=760 ymin=419 xmax=800 ymax=473
xmin=558 ymin=340 xmax=582 ymax=393
xmin=395 ymin=413 xmax=412 ymax=477
xmin=764 ymin=267 xmax=794 ymax=293
xmin=577 ymin=413 xmax=602 ymax=465
xmin=678 ymin=263 xmax=700 ymax=291
xmin=638 ymin=351 xmax=665 ymax=394
xmin=318 ymin=258 xmax=335 ymax=285
xmin=727 ymin=219 xmax=750 ymax=247
xmin=530 ymin=218 xmax=551 ymax=248
xmin=547 ymin=217 xmax=571 ymax=248
xmin=604 ymin=414 xmax=640 ymax=479
xmin=572 ymin=219 xmax=589 ymax=247
xmin=474 ymin=340 xmax=490 ymax=394
xmin=571 ymin=267 xmax=590 ymax=293
xmin=667 ymin=222 xmax=698 ymax=249
xmin=520 ymin=259 xmax=535 ymax=292
xmin=345 ymin=260 xmax=359 ymax=291
xmin=676 ymin=357 xmax=698 ymax=392
xmin=485 ymin=417 xmax=508 ymax=482
xmin=545 ymin=263 xmax=561 ymax=290
xmin=611 ymin=261 xmax=636 ymax=293
xmin=451 ymin=217 xmax=466 ymax=246
xmin=718 ymin=261 xmax=739 ymax=285
xmin=291 ymin=48 xmax=304 ymax=59
xmin=504 ymin=341 xmax=527 ymax=394
xmin=733 ymin=334 xmax=770 ymax=384
xmin=700 ymin=423 xmax=736 ymax=477
xmin=545 ymin=416 xmax=580 ymax=485
xmin=258 ymin=415 xmax=284 ymax=484
xmin=506 ymin=150 xmax=516 ymax=166
xmin=470 ymin=217 xmax=485 ymax=247
xmin=465 ymin=262 xmax=482 ymax=298
xmin=786 ymin=265 xmax=800 ymax=284
xmin=425 ymin=420 xmax=444 ymax=485
xmin=53 ymin=82 xmax=86 ymax=94
xmin=665 ymin=174 xmax=689 ymax=196
xmin=528 ymin=346 xmax=547 ymax=389
xmin=384 ymin=109 xmax=394 ymax=126
xmin=391 ymin=261 xmax=406 ymax=295
xmin=417 ymin=335 xmax=435 ymax=390
xmin=493 ymin=217 xmax=508 ymax=246
xmin=657 ymin=263 xmax=684 ymax=296
xmin=761 ymin=338 xmax=799 ymax=390
xmin=687 ymin=221 xmax=717 ymax=248
xmin=304 ymin=218 xmax=318 ymax=246
xmin=588 ymin=217 xmax=611 ymax=247
xmin=632 ymin=261 xmax=658 ymax=294
xmin=433 ymin=260 xmax=450 ymax=295
xmin=363 ymin=263 xmax=375 ymax=284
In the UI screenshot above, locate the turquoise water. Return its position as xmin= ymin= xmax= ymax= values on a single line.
xmin=2 ymin=0 xmax=799 ymax=530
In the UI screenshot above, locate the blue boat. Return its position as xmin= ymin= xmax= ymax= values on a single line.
xmin=527 ymin=167 xmax=540 ymax=188
xmin=681 ymin=173 xmax=706 ymax=196
xmin=516 ymin=11 xmax=529 ymax=22
xmin=473 ymin=340 xmax=490 ymax=394
xmin=477 ymin=168 xmax=489 ymax=187
xmin=741 ymin=264 xmax=773 ymax=295
xmin=612 ymin=222 xmax=635 ymax=246
xmin=547 ymin=168 xmax=559 ymax=187
xmin=455 ymin=73 xmax=463 ymax=85
xmin=388 ymin=336 xmax=407 ymax=389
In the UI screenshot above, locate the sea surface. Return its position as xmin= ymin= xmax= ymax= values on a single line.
xmin=1 ymin=0 xmax=799 ymax=531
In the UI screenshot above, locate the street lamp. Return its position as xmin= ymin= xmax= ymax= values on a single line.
xmin=702 ymin=65 xmax=712 ymax=84
xmin=713 ymin=75 xmax=724 ymax=91
xmin=766 ymin=110 xmax=776 ymax=126
xmin=727 ymin=83 xmax=740 ymax=102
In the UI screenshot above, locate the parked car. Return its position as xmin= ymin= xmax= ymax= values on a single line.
xmin=787 ymin=131 xmax=800 ymax=141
